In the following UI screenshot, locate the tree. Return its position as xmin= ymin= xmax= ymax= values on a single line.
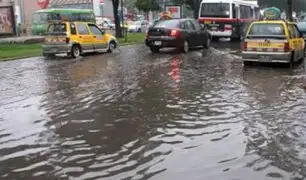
xmin=111 ymin=0 xmax=122 ymax=37
xmin=135 ymin=0 xmax=160 ymax=13
xmin=126 ymin=0 xmax=137 ymax=10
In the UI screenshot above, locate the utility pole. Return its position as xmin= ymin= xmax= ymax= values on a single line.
xmin=287 ymin=0 xmax=293 ymax=21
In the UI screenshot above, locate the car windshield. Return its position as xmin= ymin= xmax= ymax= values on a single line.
xmin=47 ymin=23 xmax=67 ymax=33
xmin=32 ymin=12 xmax=51 ymax=24
xmin=200 ymin=3 xmax=230 ymax=18
xmin=248 ymin=24 xmax=285 ymax=36
xmin=153 ymin=19 xmax=180 ymax=28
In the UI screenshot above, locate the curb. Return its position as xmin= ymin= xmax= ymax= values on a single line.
xmin=0 ymin=54 xmax=42 ymax=62
xmin=0 ymin=43 xmax=144 ymax=62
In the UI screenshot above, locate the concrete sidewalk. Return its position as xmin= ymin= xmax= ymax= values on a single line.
xmin=0 ymin=36 xmax=45 ymax=44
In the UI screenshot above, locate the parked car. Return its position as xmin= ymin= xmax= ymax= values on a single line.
xmin=102 ymin=17 xmax=115 ymax=30
xmin=145 ymin=18 xmax=211 ymax=53
xmin=43 ymin=21 xmax=117 ymax=58
xmin=128 ymin=20 xmax=148 ymax=32
xmin=297 ymin=18 xmax=306 ymax=40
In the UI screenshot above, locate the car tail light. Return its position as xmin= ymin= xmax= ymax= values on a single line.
xmin=146 ymin=32 xmax=149 ymax=39
xmin=242 ymin=41 xmax=247 ymax=50
xmin=284 ymin=42 xmax=290 ymax=52
xmin=169 ymin=29 xmax=180 ymax=38
xmin=224 ymin=24 xmax=232 ymax=31
xmin=66 ymin=37 xmax=70 ymax=44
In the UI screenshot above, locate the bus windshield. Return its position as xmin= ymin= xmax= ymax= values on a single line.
xmin=200 ymin=3 xmax=230 ymax=18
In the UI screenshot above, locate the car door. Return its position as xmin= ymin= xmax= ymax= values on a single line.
xmin=76 ymin=22 xmax=94 ymax=52
xmin=292 ymin=24 xmax=305 ymax=58
xmin=184 ymin=20 xmax=198 ymax=46
xmin=289 ymin=24 xmax=302 ymax=60
xmin=88 ymin=23 xmax=107 ymax=50
xmin=191 ymin=20 xmax=206 ymax=45
xmin=68 ymin=22 xmax=78 ymax=43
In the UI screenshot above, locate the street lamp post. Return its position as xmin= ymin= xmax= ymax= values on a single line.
xmin=287 ymin=0 xmax=293 ymax=21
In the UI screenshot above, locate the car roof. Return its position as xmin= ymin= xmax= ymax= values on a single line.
xmin=250 ymin=20 xmax=290 ymax=27
xmin=156 ymin=18 xmax=196 ymax=23
xmin=252 ymin=19 xmax=298 ymax=25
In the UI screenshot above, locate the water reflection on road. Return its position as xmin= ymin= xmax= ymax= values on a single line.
xmin=0 ymin=44 xmax=306 ymax=179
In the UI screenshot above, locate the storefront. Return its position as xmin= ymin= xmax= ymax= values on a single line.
xmin=0 ymin=0 xmax=16 ymax=37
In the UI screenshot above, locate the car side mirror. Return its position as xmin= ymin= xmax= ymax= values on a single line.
xmin=200 ymin=24 xmax=205 ymax=30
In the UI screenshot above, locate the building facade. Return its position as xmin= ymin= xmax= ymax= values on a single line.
xmin=14 ymin=0 xmax=42 ymax=35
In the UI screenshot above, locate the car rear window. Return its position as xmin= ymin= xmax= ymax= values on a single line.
xmin=248 ymin=23 xmax=285 ymax=36
xmin=153 ymin=20 xmax=180 ymax=28
xmin=47 ymin=23 xmax=67 ymax=33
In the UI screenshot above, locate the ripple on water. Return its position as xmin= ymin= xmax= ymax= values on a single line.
xmin=2 ymin=48 xmax=306 ymax=179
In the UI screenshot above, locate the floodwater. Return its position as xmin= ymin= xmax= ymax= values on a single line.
xmin=0 ymin=43 xmax=306 ymax=180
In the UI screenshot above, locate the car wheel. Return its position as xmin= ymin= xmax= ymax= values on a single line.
xmin=71 ymin=45 xmax=81 ymax=58
xmin=212 ymin=36 xmax=219 ymax=42
xmin=107 ymin=41 xmax=116 ymax=53
xmin=181 ymin=40 xmax=189 ymax=53
xmin=150 ymin=46 xmax=160 ymax=53
xmin=204 ymin=36 xmax=211 ymax=49
xmin=243 ymin=61 xmax=252 ymax=66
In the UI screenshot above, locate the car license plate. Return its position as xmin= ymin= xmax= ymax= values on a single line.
xmin=211 ymin=27 xmax=217 ymax=30
xmin=154 ymin=41 xmax=162 ymax=46
xmin=258 ymin=42 xmax=271 ymax=47
xmin=259 ymin=55 xmax=272 ymax=62
xmin=50 ymin=48 xmax=57 ymax=52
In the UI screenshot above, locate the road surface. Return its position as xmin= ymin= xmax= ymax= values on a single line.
xmin=0 ymin=41 xmax=306 ymax=179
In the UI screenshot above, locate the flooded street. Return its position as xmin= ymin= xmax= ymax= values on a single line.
xmin=1 ymin=42 xmax=306 ymax=179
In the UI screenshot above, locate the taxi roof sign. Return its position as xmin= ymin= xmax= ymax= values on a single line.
xmin=263 ymin=7 xmax=281 ymax=20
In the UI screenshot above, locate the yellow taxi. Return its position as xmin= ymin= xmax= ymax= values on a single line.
xmin=242 ymin=8 xmax=304 ymax=67
xmin=43 ymin=21 xmax=117 ymax=58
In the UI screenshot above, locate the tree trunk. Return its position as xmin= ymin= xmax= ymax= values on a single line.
xmin=112 ymin=0 xmax=122 ymax=38
xmin=287 ymin=0 xmax=293 ymax=21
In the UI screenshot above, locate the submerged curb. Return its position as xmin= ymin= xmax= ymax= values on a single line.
xmin=0 ymin=43 xmax=144 ymax=62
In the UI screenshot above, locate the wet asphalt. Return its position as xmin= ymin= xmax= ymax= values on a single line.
xmin=1 ymin=40 xmax=306 ymax=180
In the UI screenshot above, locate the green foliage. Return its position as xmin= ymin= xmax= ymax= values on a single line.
xmin=135 ymin=0 xmax=160 ymax=12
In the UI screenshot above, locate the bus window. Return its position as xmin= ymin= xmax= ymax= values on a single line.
xmin=32 ymin=13 xmax=51 ymax=24
xmin=232 ymin=4 xmax=236 ymax=18
xmin=200 ymin=3 xmax=230 ymax=18
xmin=255 ymin=7 xmax=260 ymax=19
xmin=251 ymin=8 xmax=254 ymax=18
xmin=240 ymin=5 xmax=252 ymax=19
